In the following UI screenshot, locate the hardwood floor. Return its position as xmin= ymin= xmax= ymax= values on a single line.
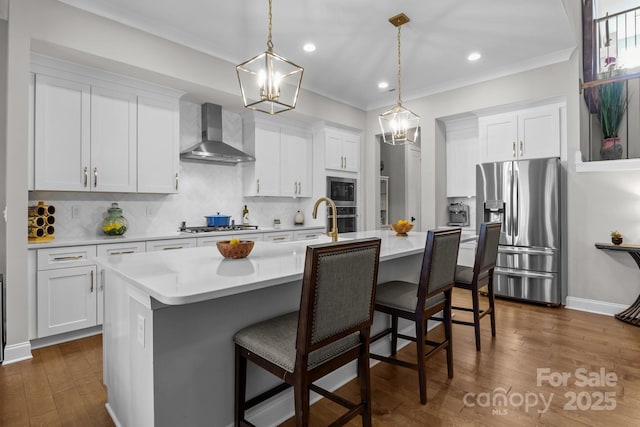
xmin=2 ymin=290 xmax=639 ymax=426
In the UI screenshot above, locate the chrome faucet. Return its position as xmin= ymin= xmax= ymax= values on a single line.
xmin=313 ymin=197 xmax=339 ymax=242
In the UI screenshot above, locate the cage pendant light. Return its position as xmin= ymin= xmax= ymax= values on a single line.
xmin=379 ymin=13 xmax=420 ymax=145
xmin=236 ymin=0 xmax=304 ymax=115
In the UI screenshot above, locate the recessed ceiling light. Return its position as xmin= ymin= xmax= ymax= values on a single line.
xmin=378 ymin=81 xmax=389 ymax=89
xmin=467 ymin=52 xmax=482 ymax=62
xmin=303 ymin=43 xmax=316 ymax=52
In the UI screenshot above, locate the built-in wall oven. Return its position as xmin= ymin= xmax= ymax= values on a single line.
xmin=327 ymin=176 xmax=357 ymax=233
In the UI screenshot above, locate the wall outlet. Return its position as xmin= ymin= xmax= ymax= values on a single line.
xmin=71 ymin=205 xmax=81 ymax=218
xmin=137 ymin=314 xmax=145 ymax=347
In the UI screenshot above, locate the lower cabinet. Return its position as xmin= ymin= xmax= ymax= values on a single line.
xmin=145 ymin=238 xmax=196 ymax=252
xmin=36 ymin=245 xmax=98 ymax=338
xmin=263 ymin=231 xmax=293 ymax=243
xmin=293 ymin=228 xmax=325 ymax=241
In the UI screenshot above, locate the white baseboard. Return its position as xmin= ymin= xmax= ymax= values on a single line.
xmin=105 ymin=403 xmax=123 ymax=427
xmin=30 ymin=325 xmax=102 ymax=350
xmin=2 ymin=341 xmax=33 ymax=365
xmin=565 ymin=296 xmax=628 ymax=316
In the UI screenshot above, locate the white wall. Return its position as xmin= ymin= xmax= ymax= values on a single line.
xmin=363 ymin=0 xmax=640 ymax=308
xmin=5 ymin=0 xmax=365 ymax=351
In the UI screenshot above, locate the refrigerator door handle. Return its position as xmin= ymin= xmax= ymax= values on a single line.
xmin=513 ymin=163 xmax=519 ymax=240
xmin=499 ymin=246 xmax=556 ymax=255
xmin=495 ymin=267 xmax=555 ymax=279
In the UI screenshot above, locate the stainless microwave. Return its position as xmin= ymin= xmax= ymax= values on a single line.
xmin=327 ymin=176 xmax=356 ymax=206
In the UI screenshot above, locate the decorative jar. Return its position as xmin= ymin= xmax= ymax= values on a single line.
xmin=102 ymin=203 xmax=128 ymax=236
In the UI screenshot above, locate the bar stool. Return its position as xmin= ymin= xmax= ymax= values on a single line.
xmin=233 ymin=238 xmax=382 ymax=427
xmin=370 ymin=228 xmax=461 ymax=404
xmin=452 ymin=222 xmax=501 ymax=351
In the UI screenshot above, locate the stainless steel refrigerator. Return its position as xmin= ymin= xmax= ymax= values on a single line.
xmin=476 ymin=157 xmax=564 ymax=305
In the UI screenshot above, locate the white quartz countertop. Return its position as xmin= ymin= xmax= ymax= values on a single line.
xmin=27 ymin=225 xmax=325 ymax=250
xmin=97 ymin=230 xmax=431 ymax=306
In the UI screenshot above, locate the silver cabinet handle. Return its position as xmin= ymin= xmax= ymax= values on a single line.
xmin=90 ymin=270 xmax=94 ymax=293
xmin=512 ymin=142 xmax=516 ymax=157
xmin=94 ymin=167 xmax=98 ymax=187
xmin=109 ymin=250 xmax=135 ymax=255
xmin=52 ymin=255 xmax=83 ymax=261
xmin=162 ymin=246 xmax=183 ymax=250
xmin=520 ymin=141 xmax=523 ymax=157
xmin=175 ymin=173 xmax=179 ymax=191
xmin=344 ymin=156 xmax=347 ymax=169
xmin=272 ymin=237 xmax=287 ymax=241
xmin=257 ymin=179 xmax=260 ymax=194
xmin=100 ymin=269 xmax=105 ymax=291
xmin=83 ymin=166 xmax=88 ymax=187
xmin=294 ymin=182 xmax=297 ymax=194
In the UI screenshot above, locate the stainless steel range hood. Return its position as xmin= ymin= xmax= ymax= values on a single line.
xmin=180 ymin=103 xmax=255 ymax=164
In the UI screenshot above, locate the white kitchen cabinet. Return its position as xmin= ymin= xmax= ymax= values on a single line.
xmin=446 ymin=118 xmax=478 ymax=197
xmin=146 ymin=238 xmax=196 ymax=252
xmin=263 ymin=231 xmax=293 ymax=242
xmin=243 ymin=124 xmax=281 ymax=196
xmin=197 ymin=233 xmax=264 ymax=247
xmin=243 ymin=116 xmax=313 ymax=197
xmin=90 ymin=85 xmax=138 ymax=192
xmin=324 ymin=128 xmax=360 ymax=173
xmin=31 ymin=55 xmax=183 ymax=194
xmin=280 ymin=131 xmax=313 ymax=197
xmin=36 ymin=245 xmax=98 ymax=338
xmin=34 ymin=74 xmax=91 ymax=191
xmin=458 ymin=241 xmax=477 ymax=267
xmin=137 ymin=96 xmax=180 ymax=193
xmin=478 ymin=104 xmax=560 ymax=163
xmin=96 ymin=241 xmax=146 ymax=257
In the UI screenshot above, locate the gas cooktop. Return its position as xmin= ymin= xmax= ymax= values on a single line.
xmin=179 ymin=222 xmax=259 ymax=234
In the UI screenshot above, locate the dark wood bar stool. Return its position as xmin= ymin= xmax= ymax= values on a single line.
xmin=370 ymin=228 xmax=461 ymax=404
xmin=452 ymin=222 xmax=501 ymax=351
xmin=233 ymin=238 xmax=382 ymax=427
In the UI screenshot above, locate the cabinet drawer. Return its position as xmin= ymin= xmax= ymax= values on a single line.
xmin=97 ymin=241 xmax=146 ymax=257
xmin=37 ymin=245 xmax=97 ymax=270
xmin=293 ymin=229 xmax=325 ymax=241
xmin=146 ymin=238 xmax=195 ymax=252
xmin=263 ymin=231 xmax=293 ymax=243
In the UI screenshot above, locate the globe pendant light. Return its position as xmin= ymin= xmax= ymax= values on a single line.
xmin=379 ymin=13 xmax=420 ymax=145
xmin=236 ymin=0 xmax=304 ymax=115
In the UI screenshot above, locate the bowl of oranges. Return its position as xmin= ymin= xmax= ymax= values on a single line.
xmin=390 ymin=219 xmax=413 ymax=236
xmin=216 ymin=238 xmax=254 ymax=259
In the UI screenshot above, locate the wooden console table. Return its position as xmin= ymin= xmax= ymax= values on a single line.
xmin=595 ymin=243 xmax=640 ymax=326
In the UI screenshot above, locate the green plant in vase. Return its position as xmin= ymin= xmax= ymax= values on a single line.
xmin=597 ymin=81 xmax=629 ymax=160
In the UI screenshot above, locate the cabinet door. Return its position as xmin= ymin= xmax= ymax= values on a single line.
xmin=324 ymin=131 xmax=344 ymax=171
xmin=263 ymin=231 xmax=293 ymax=242
xmin=517 ymin=105 xmax=560 ymax=160
xmin=91 ymin=86 xmax=137 ymax=192
xmin=341 ymin=133 xmax=360 ymax=172
xmin=252 ymin=127 xmax=281 ymax=196
xmin=446 ymin=121 xmax=478 ymax=197
xmin=37 ymin=265 xmax=97 ymax=337
xmin=281 ymin=132 xmax=312 ymax=197
xmin=479 ymin=113 xmax=517 ymax=163
xmin=34 ymin=74 xmax=91 ymax=191
xmin=138 ymin=96 xmax=180 ymax=193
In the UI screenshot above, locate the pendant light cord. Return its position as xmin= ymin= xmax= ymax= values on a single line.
xmin=267 ymin=0 xmax=274 ymax=51
xmin=397 ymin=25 xmax=403 ymax=106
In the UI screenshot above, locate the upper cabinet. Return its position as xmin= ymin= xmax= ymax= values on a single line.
xmin=478 ymin=104 xmax=561 ymax=163
xmin=324 ymin=128 xmax=360 ymax=173
xmin=137 ymin=96 xmax=180 ymax=193
xmin=242 ymin=116 xmax=313 ymax=197
xmin=445 ymin=118 xmax=478 ymax=197
xmin=30 ymin=55 xmax=183 ymax=194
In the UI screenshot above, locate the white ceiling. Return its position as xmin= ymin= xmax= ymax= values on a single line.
xmin=58 ymin=0 xmax=576 ymax=111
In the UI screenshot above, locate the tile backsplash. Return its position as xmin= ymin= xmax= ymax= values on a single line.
xmin=29 ymin=101 xmax=323 ymax=240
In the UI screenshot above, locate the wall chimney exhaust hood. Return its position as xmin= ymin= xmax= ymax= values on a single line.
xmin=180 ymin=103 xmax=255 ymax=164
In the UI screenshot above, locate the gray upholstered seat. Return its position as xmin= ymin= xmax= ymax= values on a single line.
xmin=234 ymin=312 xmax=360 ymax=373
xmin=234 ymin=238 xmax=382 ymax=427
xmin=375 ymin=281 xmax=445 ymax=313
xmin=454 ymin=265 xmax=489 ymax=285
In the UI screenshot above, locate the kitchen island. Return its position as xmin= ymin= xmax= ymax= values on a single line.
xmin=98 ymin=230 xmax=436 ymax=427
